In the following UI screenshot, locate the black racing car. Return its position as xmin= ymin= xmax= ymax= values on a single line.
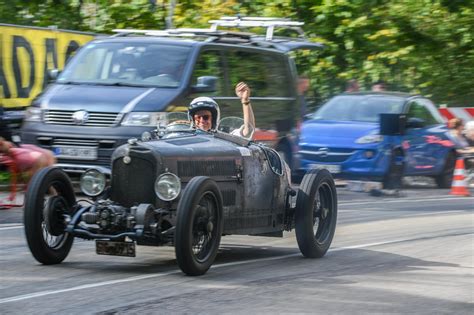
xmin=23 ymin=117 xmax=338 ymax=276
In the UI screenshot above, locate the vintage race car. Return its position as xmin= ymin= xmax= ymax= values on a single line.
xmin=24 ymin=116 xmax=338 ymax=276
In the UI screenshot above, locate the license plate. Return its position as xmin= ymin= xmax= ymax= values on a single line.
xmin=309 ymin=164 xmax=341 ymax=174
xmin=53 ymin=145 xmax=98 ymax=160
xmin=95 ymin=240 xmax=136 ymax=257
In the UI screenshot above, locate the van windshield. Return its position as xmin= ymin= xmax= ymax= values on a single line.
xmin=58 ymin=42 xmax=191 ymax=88
xmin=312 ymin=95 xmax=405 ymax=122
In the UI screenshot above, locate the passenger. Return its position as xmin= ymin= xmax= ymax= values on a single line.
xmin=371 ymin=80 xmax=386 ymax=92
xmin=447 ymin=118 xmax=474 ymax=154
xmin=345 ymin=79 xmax=360 ymax=92
xmin=188 ymin=82 xmax=255 ymax=138
xmin=0 ymin=137 xmax=56 ymax=181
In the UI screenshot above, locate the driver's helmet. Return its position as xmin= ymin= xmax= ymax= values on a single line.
xmin=188 ymin=97 xmax=220 ymax=129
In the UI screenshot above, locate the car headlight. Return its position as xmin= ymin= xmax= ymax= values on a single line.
xmin=154 ymin=173 xmax=181 ymax=201
xmin=121 ymin=112 xmax=167 ymax=127
xmin=24 ymin=107 xmax=42 ymax=121
xmin=80 ymin=169 xmax=106 ymax=196
xmin=355 ymin=134 xmax=383 ymax=144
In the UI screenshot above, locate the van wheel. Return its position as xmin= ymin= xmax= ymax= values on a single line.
xmin=435 ymin=152 xmax=456 ymax=188
xmin=175 ymin=176 xmax=223 ymax=276
xmin=295 ymin=169 xmax=338 ymax=258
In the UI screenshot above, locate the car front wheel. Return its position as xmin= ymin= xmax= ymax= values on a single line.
xmin=24 ymin=167 xmax=76 ymax=264
xmin=295 ymin=169 xmax=338 ymax=258
xmin=175 ymin=176 xmax=223 ymax=276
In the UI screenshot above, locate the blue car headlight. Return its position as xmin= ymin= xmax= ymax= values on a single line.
xmin=355 ymin=134 xmax=383 ymax=144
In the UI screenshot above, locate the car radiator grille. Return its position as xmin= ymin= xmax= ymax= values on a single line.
xmin=111 ymin=157 xmax=156 ymax=207
xmin=44 ymin=110 xmax=122 ymax=127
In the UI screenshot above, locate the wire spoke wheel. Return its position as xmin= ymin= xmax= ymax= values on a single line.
xmin=175 ymin=177 xmax=223 ymax=276
xmin=312 ymin=183 xmax=334 ymax=244
xmin=295 ymin=169 xmax=338 ymax=258
xmin=24 ymin=167 xmax=76 ymax=265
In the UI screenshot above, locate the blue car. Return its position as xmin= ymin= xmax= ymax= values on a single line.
xmin=297 ymin=92 xmax=457 ymax=188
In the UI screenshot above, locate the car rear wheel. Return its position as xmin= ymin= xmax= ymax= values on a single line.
xmin=295 ymin=169 xmax=338 ymax=258
xmin=24 ymin=167 xmax=76 ymax=264
xmin=175 ymin=176 xmax=223 ymax=276
xmin=435 ymin=151 xmax=456 ymax=188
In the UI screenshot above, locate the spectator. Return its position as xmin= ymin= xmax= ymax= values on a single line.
xmin=447 ymin=118 xmax=474 ymax=154
xmin=298 ymin=75 xmax=310 ymax=119
xmin=371 ymin=80 xmax=386 ymax=92
xmin=464 ymin=120 xmax=474 ymax=146
xmin=0 ymin=137 xmax=56 ymax=181
xmin=345 ymin=79 xmax=360 ymax=92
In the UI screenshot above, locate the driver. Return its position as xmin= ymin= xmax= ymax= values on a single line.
xmin=188 ymin=82 xmax=255 ymax=137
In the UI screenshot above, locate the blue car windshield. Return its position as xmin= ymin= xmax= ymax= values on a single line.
xmin=58 ymin=42 xmax=191 ymax=88
xmin=312 ymin=95 xmax=405 ymax=122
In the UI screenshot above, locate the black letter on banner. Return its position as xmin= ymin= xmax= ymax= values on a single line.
xmin=0 ymin=35 xmax=11 ymax=98
xmin=12 ymin=36 xmax=35 ymax=98
xmin=43 ymin=38 xmax=58 ymax=89
xmin=65 ymin=40 xmax=80 ymax=65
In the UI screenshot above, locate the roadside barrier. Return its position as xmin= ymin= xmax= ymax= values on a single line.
xmin=449 ymin=158 xmax=471 ymax=196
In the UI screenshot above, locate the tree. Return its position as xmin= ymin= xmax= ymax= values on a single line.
xmin=2 ymin=0 xmax=473 ymax=106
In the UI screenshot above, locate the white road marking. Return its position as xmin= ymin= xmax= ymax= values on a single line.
xmin=1 ymin=234 xmax=471 ymax=305
xmin=0 ymin=224 xmax=23 ymax=231
xmin=339 ymin=196 xmax=473 ymax=206
xmin=405 ymin=210 xmax=468 ymax=217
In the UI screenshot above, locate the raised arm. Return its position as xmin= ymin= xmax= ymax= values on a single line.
xmin=235 ymin=82 xmax=256 ymax=138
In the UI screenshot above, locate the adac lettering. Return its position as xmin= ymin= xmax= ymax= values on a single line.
xmin=0 ymin=25 xmax=93 ymax=108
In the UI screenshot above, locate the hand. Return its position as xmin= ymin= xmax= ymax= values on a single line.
xmin=235 ymin=82 xmax=250 ymax=103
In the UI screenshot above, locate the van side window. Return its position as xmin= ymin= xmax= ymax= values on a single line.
xmin=407 ymin=100 xmax=439 ymax=126
xmin=227 ymin=50 xmax=290 ymax=97
xmin=192 ymin=50 xmax=225 ymax=95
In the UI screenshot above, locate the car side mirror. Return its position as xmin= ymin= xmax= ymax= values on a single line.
xmin=191 ymin=76 xmax=217 ymax=93
xmin=406 ymin=117 xmax=425 ymax=129
xmin=380 ymin=113 xmax=406 ymax=135
xmin=47 ymin=69 xmax=61 ymax=82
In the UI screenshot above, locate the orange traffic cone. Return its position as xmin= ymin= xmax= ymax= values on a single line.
xmin=450 ymin=158 xmax=471 ymax=196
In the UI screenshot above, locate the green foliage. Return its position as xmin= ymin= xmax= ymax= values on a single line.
xmin=1 ymin=0 xmax=473 ymax=106
xmin=0 ymin=171 xmax=10 ymax=184
xmin=0 ymin=0 xmax=84 ymax=30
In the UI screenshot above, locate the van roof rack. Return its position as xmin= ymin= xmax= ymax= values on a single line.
xmin=111 ymin=16 xmax=317 ymax=51
xmin=209 ymin=16 xmax=305 ymax=40
xmin=113 ymin=16 xmax=305 ymax=41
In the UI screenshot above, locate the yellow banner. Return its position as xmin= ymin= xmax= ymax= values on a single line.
xmin=0 ymin=25 xmax=94 ymax=108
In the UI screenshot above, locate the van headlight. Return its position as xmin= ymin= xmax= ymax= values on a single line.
xmin=355 ymin=134 xmax=383 ymax=144
xmin=24 ymin=107 xmax=42 ymax=121
xmin=122 ymin=112 xmax=167 ymax=127
xmin=154 ymin=173 xmax=181 ymax=201
xmin=80 ymin=169 xmax=106 ymax=196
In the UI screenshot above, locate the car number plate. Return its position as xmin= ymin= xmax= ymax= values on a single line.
xmin=309 ymin=163 xmax=341 ymax=174
xmin=95 ymin=240 xmax=136 ymax=257
xmin=53 ymin=145 xmax=98 ymax=160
